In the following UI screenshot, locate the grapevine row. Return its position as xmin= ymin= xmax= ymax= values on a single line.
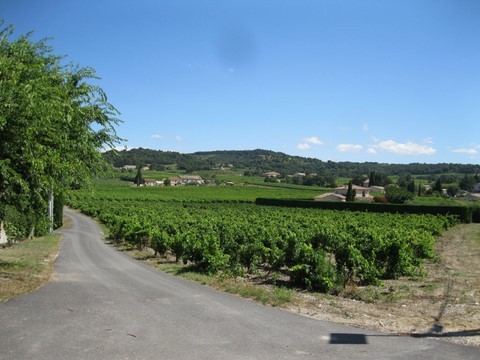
xmin=68 ymin=192 xmax=458 ymax=291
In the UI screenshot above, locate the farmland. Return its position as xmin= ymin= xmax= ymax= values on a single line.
xmin=68 ymin=178 xmax=459 ymax=291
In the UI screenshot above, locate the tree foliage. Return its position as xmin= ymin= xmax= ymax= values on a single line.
xmin=0 ymin=22 xmax=121 ymax=237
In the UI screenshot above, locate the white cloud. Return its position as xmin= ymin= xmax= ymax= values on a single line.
xmin=376 ymin=140 xmax=436 ymax=155
xmin=362 ymin=123 xmax=369 ymax=132
xmin=367 ymin=148 xmax=377 ymax=155
xmin=451 ymin=148 xmax=478 ymax=155
xmin=175 ymin=136 xmax=183 ymax=141
xmin=421 ymin=137 xmax=434 ymax=145
xmin=151 ymin=134 xmax=164 ymax=139
xmin=337 ymin=144 xmax=363 ymax=153
xmin=303 ymin=136 xmax=324 ymax=145
xmin=297 ymin=143 xmax=311 ymax=150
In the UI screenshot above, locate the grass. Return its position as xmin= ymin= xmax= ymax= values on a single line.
xmin=0 ymin=232 xmax=62 ymax=303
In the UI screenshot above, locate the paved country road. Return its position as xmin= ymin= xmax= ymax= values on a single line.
xmin=1 ymin=209 xmax=479 ymax=360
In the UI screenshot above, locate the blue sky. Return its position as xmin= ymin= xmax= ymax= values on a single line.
xmin=2 ymin=0 xmax=480 ymax=164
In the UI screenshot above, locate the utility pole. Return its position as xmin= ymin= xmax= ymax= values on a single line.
xmin=48 ymin=190 xmax=54 ymax=233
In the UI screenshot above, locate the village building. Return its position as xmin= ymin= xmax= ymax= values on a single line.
xmin=263 ymin=171 xmax=281 ymax=178
xmin=315 ymin=184 xmax=374 ymax=202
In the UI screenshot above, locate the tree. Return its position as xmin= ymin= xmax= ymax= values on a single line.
xmin=0 ymin=23 xmax=121 ymax=237
xmin=459 ymin=174 xmax=477 ymax=192
xmin=407 ymin=179 xmax=415 ymax=193
xmin=345 ymin=180 xmax=356 ymax=202
xmin=385 ymin=185 xmax=414 ymax=204
xmin=433 ymin=178 xmax=443 ymax=193
xmin=134 ymin=167 xmax=144 ymax=186
xmin=446 ymin=185 xmax=459 ymax=197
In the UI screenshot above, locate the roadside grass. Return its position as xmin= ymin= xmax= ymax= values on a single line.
xmin=0 ymin=232 xmax=62 ymax=303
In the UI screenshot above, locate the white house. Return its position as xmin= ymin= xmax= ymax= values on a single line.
xmin=334 ymin=185 xmax=371 ymax=198
xmin=263 ymin=171 xmax=281 ymax=178
xmin=179 ymin=175 xmax=204 ymax=185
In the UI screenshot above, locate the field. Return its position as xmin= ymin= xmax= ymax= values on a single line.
xmin=69 ymin=178 xmax=459 ymax=291
xmin=66 ymin=177 xmax=480 ymax=346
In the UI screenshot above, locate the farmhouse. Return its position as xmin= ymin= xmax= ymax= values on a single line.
xmin=143 ymin=179 xmax=157 ymax=186
xmin=263 ymin=171 xmax=281 ymax=178
xmin=166 ymin=175 xmax=204 ymax=186
xmin=335 ymin=185 xmax=371 ymax=198
xmin=315 ymin=184 xmax=374 ymax=202
xmin=179 ymin=175 xmax=204 ymax=185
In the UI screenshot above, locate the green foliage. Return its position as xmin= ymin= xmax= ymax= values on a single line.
xmin=385 ymin=186 xmax=414 ymax=204
xmin=0 ymin=22 xmax=121 ymax=238
xmin=103 ymin=148 xmax=480 ymax=178
xmin=68 ymin=184 xmax=460 ymax=292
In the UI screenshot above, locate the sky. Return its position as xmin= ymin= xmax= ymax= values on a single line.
xmin=2 ymin=0 xmax=480 ymax=164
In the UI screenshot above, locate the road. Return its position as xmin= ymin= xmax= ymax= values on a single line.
xmin=0 ymin=209 xmax=478 ymax=359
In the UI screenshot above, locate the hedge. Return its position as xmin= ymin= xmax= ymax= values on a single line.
xmin=255 ymin=198 xmax=477 ymax=224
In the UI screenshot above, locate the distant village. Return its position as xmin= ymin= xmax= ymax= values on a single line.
xmin=119 ymin=165 xmax=480 ymax=202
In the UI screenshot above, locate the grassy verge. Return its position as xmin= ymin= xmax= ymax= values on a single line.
xmin=0 ymin=230 xmax=63 ymax=303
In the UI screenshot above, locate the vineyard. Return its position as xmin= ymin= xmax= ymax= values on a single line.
xmin=67 ymin=182 xmax=459 ymax=292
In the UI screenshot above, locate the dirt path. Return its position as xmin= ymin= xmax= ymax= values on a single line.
xmin=285 ymin=223 xmax=480 ymax=347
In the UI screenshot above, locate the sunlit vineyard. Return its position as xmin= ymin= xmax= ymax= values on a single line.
xmin=68 ymin=183 xmax=459 ymax=291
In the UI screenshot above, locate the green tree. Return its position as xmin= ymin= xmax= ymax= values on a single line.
xmin=433 ymin=178 xmax=443 ymax=193
xmin=385 ymin=185 xmax=414 ymax=204
xmin=446 ymin=185 xmax=459 ymax=197
xmin=134 ymin=167 xmax=144 ymax=186
xmin=407 ymin=179 xmax=415 ymax=193
xmin=0 ymin=23 xmax=121 ymax=237
xmin=459 ymin=174 xmax=477 ymax=192
xmin=345 ymin=180 xmax=356 ymax=202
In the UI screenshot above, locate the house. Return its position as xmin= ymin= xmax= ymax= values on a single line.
xmin=168 ymin=177 xmax=182 ymax=186
xmin=263 ymin=171 xmax=281 ymax=178
xmin=293 ymin=172 xmax=306 ymax=177
xmin=334 ymin=185 xmax=371 ymax=198
xmin=179 ymin=175 xmax=204 ymax=185
xmin=363 ymin=179 xmax=370 ymax=188
xmin=370 ymin=186 xmax=385 ymax=194
xmin=143 ymin=179 xmax=157 ymax=186
xmin=122 ymin=165 xmax=137 ymax=170
xmin=314 ymin=193 xmax=345 ymax=202
xmin=166 ymin=175 xmax=204 ymax=186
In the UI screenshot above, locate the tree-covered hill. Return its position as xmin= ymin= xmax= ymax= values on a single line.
xmin=102 ymin=148 xmax=480 ymax=177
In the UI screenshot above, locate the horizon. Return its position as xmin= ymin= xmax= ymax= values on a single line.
xmin=3 ymin=0 xmax=480 ymax=165
xmin=106 ymin=146 xmax=480 ymax=167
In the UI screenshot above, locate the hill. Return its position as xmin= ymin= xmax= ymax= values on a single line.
xmin=102 ymin=148 xmax=480 ymax=177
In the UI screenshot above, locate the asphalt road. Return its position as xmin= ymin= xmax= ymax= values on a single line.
xmin=1 ymin=209 xmax=479 ymax=360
